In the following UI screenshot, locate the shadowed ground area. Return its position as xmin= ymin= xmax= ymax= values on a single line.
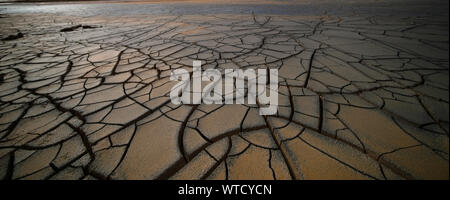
xmin=0 ymin=0 xmax=448 ymax=180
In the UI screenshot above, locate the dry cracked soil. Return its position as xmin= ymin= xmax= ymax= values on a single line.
xmin=0 ymin=0 xmax=448 ymax=180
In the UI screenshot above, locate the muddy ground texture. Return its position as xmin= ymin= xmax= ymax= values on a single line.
xmin=0 ymin=2 xmax=448 ymax=180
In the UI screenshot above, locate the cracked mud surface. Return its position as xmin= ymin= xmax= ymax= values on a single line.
xmin=0 ymin=1 xmax=448 ymax=180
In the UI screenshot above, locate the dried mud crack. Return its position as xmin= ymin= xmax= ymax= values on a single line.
xmin=0 ymin=8 xmax=448 ymax=180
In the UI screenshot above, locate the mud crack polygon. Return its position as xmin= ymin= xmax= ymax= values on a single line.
xmin=0 ymin=13 xmax=448 ymax=180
